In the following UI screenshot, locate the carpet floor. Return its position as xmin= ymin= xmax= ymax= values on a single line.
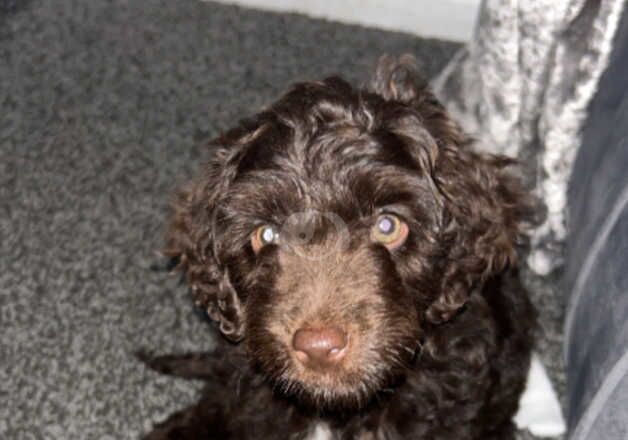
xmin=0 ymin=1 xmax=562 ymax=438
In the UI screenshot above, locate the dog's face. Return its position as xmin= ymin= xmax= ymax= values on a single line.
xmin=166 ymin=57 xmax=528 ymax=410
xmin=221 ymin=125 xmax=442 ymax=408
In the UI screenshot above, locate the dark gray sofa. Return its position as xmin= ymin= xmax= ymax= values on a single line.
xmin=565 ymin=5 xmax=628 ymax=439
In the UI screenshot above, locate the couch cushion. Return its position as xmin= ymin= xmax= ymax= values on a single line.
xmin=566 ymin=4 xmax=628 ymax=438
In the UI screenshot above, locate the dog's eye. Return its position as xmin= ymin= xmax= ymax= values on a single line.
xmin=251 ymin=225 xmax=277 ymax=253
xmin=371 ymin=214 xmax=408 ymax=250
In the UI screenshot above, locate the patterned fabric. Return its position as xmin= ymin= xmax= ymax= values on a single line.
xmin=434 ymin=0 xmax=626 ymax=275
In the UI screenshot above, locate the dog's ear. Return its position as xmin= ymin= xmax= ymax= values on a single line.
xmin=370 ymin=54 xmax=430 ymax=104
xmin=372 ymin=55 xmax=531 ymax=323
xmin=164 ymin=148 xmax=245 ymax=342
xmin=427 ymin=147 xmax=530 ymax=323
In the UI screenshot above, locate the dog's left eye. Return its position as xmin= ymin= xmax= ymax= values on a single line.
xmin=251 ymin=225 xmax=278 ymax=253
xmin=371 ymin=214 xmax=408 ymax=250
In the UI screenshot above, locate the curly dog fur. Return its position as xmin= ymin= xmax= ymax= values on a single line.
xmin=140 ymin=55 xmax=536 ymax=439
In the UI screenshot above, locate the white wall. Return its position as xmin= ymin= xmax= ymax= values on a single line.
xmin=210 ymin=0 xmax=481 ymax=42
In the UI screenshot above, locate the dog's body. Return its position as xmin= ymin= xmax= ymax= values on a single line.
xmin=141 ymin=56 xmax=536 ymax=440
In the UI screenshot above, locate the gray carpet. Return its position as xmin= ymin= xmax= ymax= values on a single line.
xmin=0 ymin=1 xmax=561 ymax=438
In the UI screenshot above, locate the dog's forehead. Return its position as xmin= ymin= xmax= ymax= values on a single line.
xmin=234 ymin=120 xmax=421 ymax=174
xmin=225 ymin=161 xmax=436 ymax=226
xmin=229 ymin=126 xmax=431 ymax=195
xmin=213 ymin=95 xmax=443 ymax=228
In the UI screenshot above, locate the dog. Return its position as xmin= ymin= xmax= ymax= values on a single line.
xmin=140 ymin=55 xmax=536 ymax=439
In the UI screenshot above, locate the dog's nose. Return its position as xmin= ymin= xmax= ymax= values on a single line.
xmin=292 ymin=327 xmax=348 ymax=368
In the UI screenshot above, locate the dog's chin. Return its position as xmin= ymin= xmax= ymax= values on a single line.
xmin=278 ymin=379 xmax=378 ymax=412
xmin=270 ymin=362 xmax=403 ymax=412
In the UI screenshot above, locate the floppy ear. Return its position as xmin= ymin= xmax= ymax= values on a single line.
xmin=427 ymin=146 xmax=530 ymax=323
xmin=372 ymin=55 xmax=531 ymax=323
xmin=164 ymin=148 xmax=245 ymax=342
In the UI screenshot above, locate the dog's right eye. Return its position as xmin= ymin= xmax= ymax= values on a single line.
xmin=371 ymin=214 xmax=409 ymax=251
xmin=251 ymin=225 xmax=277 ymax=253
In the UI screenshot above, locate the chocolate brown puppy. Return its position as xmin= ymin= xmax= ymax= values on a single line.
xmin=140 ymin=55 xmax=536 ymax=440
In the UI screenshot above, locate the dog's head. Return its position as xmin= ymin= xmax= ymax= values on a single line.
xmin=165 ymin=56 xmax=530 ymax=410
